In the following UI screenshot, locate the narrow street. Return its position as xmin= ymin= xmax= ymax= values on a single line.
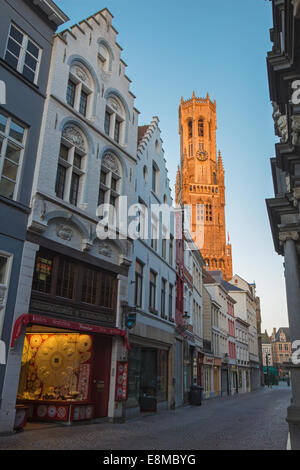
xmin=0 ymin=384 xmax=291 ymax=450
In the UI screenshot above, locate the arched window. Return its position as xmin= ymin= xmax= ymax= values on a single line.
xmin=198 ymin=119 xmax=204 ymax=137
xmin=188 ymin=120 xmax=193 ymax=139
xmin=55 ymin=125 xmax=87 ymax=206
xmin=66 ymin=64 xmax=94 ymax=118
xmin=98 ymin=152 xmax=122 ymax=222
xmin=104 ymin=96 xmax=126 ymax=145
xmin=98 ymin=43 xmax=110 ymax=73
xmin=205 ymin=204 xmax=213 ymax=222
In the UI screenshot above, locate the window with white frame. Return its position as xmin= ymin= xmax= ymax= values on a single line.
xmin=169 ymin=235 xmax=174 ymax=266
xmin=161 ymin=278 xmax=167 ymax=319
xmin=149 ymin=269 xmax=157 ymax=312
xmin=152 ymin=162 xmax=160 ymax=195
xmin=151 ymin=214 xmax=158 ymax=251
xmin=0 ymin=253 xmax=12 ymax=334
xmin=98 ymin=43 xmax=110 ymax=73
xmin=66 ymin=64 xmax=94 ymax=118
xmin=0 ymin=111 xmax=26 ymax=200
xmin=55 ymin=127 xmax=87 ymax=207
xmin=5 ymin=23 xmax=42 ymax=84
xmin=134 ymin=259 xmax=143 ymax=308
xmin=98 ymin=153 xmax=121 ymax=223
xmin=162 ymin=226 xmax=167 ymax=260
xmin=104 ymin=96 xmax=126 ymax=145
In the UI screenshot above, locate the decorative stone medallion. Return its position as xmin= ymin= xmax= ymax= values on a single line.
xmin=62 ymin=126 xmax=86 ymax=152
xmin=56 ymin=224 xmax=73 ymax=241
xmin=102 ymin=153 xmax=120 ymax=175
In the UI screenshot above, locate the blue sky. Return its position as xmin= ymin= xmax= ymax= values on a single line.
xmin=56 ymin=0 xmax=288 ymax=333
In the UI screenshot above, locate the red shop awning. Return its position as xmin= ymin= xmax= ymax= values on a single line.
xmin=10 ymin=314 xmax=130 ymax=350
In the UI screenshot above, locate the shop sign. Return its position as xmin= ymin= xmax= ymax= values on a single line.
xmin=11 ymin=314 xmax=130 ymax=350
xmin=115 ymin=361 xmax=128 ymax=401
xmin=203 ymin=356 xmax=214 ymax=366
xmin=214 ymin=358 xmax=222 ymax=367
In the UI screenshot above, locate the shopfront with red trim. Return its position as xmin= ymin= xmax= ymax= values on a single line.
xmin=11 ymin=245 xmax=130 ymax=426
xmin=12 ymin=314 xmax=129 ymax=424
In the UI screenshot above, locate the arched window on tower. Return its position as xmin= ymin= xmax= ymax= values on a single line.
xmin=188 ymin=120 xmax=193 ymax=139
xmin=198 ymin=119 xmax=204 ymax=137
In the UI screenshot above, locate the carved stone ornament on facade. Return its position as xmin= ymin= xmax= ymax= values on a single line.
xmin=108 ymin=97 xmax=120 ymax=113
xmin=272 ymin=103 xmax=288 ymax=143
xmin=75 ymin=67 xmax=87 ymax=82
xmin=102 ymin=153 xmax=120 ymax=175
xmin=291 ymin=115 xmax=300 ymax=146
xmin=56 ymin=224 xmax=73 ymax=241
xmin=279 ymin=231 xmax=300 ymax=245
xmin=62 ymin=126 xmax=86 ymax=152
xmin=99 ymin=242 xmax=113 ymax=258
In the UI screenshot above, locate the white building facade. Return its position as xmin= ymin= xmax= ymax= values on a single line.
xmin=1 ymin=8 xmax=140 ymax=431
xmin=229 ymin=275 xmax=261 ymax=391
xmin=235 ymin=317 xmax=250 ymax=393
xmin=126 ymin=118 xmax=176 ymax=416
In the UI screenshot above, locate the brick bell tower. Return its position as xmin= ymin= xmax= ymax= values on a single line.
xmin=176 ymin=92 xmax=233 ymax=281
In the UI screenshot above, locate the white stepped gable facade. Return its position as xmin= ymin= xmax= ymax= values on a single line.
xmin=4 ymin=8 xmax=140 ymax=426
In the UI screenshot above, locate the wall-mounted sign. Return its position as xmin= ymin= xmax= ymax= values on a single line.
xmin=115 ymin=361 xmax=128 ymax=401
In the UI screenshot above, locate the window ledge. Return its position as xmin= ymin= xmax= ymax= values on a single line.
xmin=0 ymin=59 xmax=45 ymax=98
xmin=0 ymin=194 xmax=30 ymax=214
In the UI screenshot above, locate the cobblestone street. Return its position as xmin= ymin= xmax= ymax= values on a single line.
xmin=0 ymin=384 xmax=291 ymax=450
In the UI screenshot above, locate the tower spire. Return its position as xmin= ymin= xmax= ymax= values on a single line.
xmin=178 ymin=92 xmax=233 ymax=280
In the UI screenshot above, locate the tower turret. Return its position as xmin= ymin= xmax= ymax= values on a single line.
xmin=178 ymin=92 xmax=233 ymax=280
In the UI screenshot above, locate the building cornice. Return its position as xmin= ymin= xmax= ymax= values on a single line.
xmin=32 ymin=0 xmax=69 ymax=26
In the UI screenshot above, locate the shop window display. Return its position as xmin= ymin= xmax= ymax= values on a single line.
xmin=127 ymin=346 xmax=168 ymax=410
xmin=17 ymin=333 xmax=92 ymax=403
